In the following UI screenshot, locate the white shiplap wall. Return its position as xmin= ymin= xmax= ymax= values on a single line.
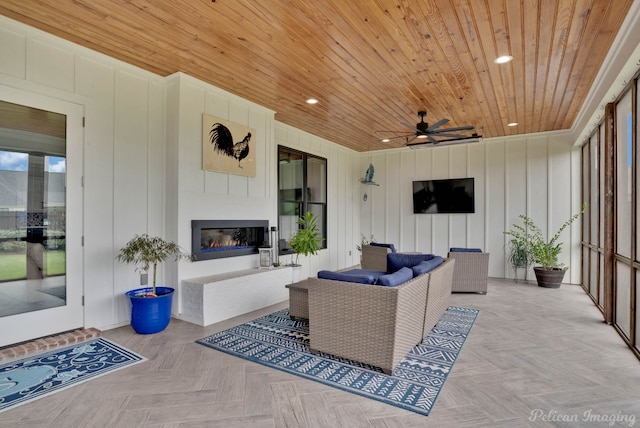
xmin=360 ymin=133 xmax=583 ymax=284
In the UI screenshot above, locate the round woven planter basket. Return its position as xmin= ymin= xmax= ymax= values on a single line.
xmin=533 ymin=267 xmax=567 ymax=288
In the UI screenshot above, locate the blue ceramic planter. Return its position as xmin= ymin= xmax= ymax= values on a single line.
xmin=125 ymin=287 xmax=174 ymax=334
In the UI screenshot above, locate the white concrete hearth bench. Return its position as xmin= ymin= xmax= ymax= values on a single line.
xmin=178 ymin=266 xmax=291 ymax=326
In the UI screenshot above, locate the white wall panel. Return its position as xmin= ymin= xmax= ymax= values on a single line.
xmin=468 ymin=143 xmax=486 ymax=250
xmin=30 ymin=39 xmax=75 ymax=92
xmin=486 ymin=141 xmax=507 ymax=276
xmin=0 ymin=27 xmax=26 ymax=78
xmin=549 ymin=140 xmax=574 ymax=277
xmin=400 ymin=150 xmax=417 ymax=252
xmin=527 ymin=138 xmax=549 ymax=235
xmin=386 ymin=151 xmax=402 ymax=246
xmin=505 ymin=140 xmax=528 ymax=277
xmin=113 ymin=71 xmax=151 ymax=322
xmin=78 ymin=57 xmax=117 ymax=329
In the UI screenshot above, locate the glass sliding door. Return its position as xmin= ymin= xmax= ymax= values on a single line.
xmin=0 ymin=90 xmax=83 ymax=347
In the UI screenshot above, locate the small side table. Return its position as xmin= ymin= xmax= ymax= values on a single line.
xmin=286 ymin=279 xmax=310 ymax=320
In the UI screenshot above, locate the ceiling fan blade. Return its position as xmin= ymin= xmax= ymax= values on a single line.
xmin=425 ymin=118 xmax=449 ymax=132
xmin=405 ymin=134 xmax=420 ymax=144
xmin=431 ymin=125 xmax=475 ymax=132
xmin=379 ymin=133 xmax=414 ymax=141
xmin=427 ymin=135 xmax=438 ymax=144
xmin=401 ymin=122 xmax=421 ymax=133
xmin=430 ymin=133 xmax=469 ymax=139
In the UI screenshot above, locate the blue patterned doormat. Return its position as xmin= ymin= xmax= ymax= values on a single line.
xmin=197 ymin=306 xmax=478 ymax=416
xmin=0 ymin=338 xmax=145 ymax=413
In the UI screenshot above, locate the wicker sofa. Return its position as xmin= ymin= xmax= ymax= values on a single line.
xmin=306 ymin=257 xmax=455 ymax=374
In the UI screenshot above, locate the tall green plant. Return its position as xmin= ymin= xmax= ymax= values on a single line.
xmin=116 ymin=234 xmax=191 ymax=295
xmin=290 ymin=211 xmax=324 ymax=265
xmin=504 ymin=204 xmax=585 ymax=270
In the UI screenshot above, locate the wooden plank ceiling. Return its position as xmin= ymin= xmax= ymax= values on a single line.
xmin=0 ymin=0 xmax=633 ymax=152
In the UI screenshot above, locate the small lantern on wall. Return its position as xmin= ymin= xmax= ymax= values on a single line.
xmin=259 ymin=247 xmax=273 ymax=268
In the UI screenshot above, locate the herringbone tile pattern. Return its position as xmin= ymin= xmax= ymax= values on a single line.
xmin=2 ymin=279 xmax=639 ymax=427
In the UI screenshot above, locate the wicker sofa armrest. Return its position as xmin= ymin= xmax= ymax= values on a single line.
xmin=360 ymin=245 xmax=391 ymax=271
xmin=307 ymin=274 xmax=428 ymax=374
xmin=422 ymin=258 xmax=455 ymax=336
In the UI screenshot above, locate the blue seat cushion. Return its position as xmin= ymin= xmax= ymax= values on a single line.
xmin=317 ymin=269 xmax=384 ymax=284
xmin=412 ymin=256 xmax=444 ymax=276
xmin=376 ymin=267 xmax=413 ymax=287
xmin=369 ymin=242 xmax=397 ymax=253
xmin=386 ymin=253 xmax=435 ymax=273
xmin=449 ymin=247 xmax=483 ymax=253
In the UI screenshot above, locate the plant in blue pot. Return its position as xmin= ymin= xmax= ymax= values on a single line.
xmin=116 ymin=234 xmax=191 ymax=334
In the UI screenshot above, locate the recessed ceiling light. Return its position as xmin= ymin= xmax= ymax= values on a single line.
xmin=381 ymin=138 xmax=390 ymax=143
xmin=306 ymin=98 xmax=319 ymax=104
xmin=494 ymin=55 xmax=513 ymax=64
xmin=507 ymin=122 xmax=518 ymax=127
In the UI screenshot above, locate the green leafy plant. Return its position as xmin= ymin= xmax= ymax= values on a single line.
xmin=504 ymin=204 xmax=585 ymax=270
xmin=116 ymin=234 xmax=191 ymax=296
xmin=289 ymin=211 xmax=324 ymax=265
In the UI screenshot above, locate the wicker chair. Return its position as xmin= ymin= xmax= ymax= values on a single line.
xmin=307 ymin=258 xmax=455 ymax=374
xmin=447 ymin=250 xmax=489 ymax=294
xmin=360 ymin=244 xmax=392 ymax=271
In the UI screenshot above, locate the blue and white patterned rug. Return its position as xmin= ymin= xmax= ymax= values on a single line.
xmin=0 ymin=338 xmax=145 ymax=413
xmin=197 ymin=306 xmax=478 ymax=416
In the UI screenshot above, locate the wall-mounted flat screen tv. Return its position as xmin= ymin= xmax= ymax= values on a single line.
xmin=412 ymin=178 xmax=475 ymax=214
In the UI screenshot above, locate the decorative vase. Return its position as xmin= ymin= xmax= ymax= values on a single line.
xmin=125 ymin=286 xmax=174 ymax=334
xmin=533 ymin=267 xmax=567 ymax=289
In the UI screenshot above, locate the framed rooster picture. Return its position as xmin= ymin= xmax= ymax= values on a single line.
xmin=202 ymin=113 xmax=256 ymax=177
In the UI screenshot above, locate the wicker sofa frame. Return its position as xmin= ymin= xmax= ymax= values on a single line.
xmin=447 ymin=251 xmax=489 ymax=294
xmin=306 ymin=258 xmax=455 ymax=374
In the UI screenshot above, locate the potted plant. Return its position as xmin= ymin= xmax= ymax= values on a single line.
xmin=116 ymin=234 xmax=191 ymax=334
xmin=289 ymin=212 xmax=324 ymax=281
xmin=506 ymin=237 xmax=533 ymax=283
xmin=504 ymin=205 xmax=584 ymax=288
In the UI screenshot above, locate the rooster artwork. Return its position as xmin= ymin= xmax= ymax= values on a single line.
xmin=202 ymin=114 xmax=256 ymax=177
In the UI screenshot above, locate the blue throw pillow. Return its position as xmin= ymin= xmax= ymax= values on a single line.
xmin=317 ymin=270 xmax=376 ymax=284
xmin=376 ymin=267 xmax=413 ymax=287
xmin=412 ymin=256 xmax=444 ymax=276
xmin=369 ymin=242 xmax=397 ymax=253
xmin=386 ymin=253 xmax=435 ymax=273
xmin=449 ymin=247 xmax=483 ymax=253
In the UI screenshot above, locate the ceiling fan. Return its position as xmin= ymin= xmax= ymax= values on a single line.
xmin=376 ymin=111 xmax=481 ymax=147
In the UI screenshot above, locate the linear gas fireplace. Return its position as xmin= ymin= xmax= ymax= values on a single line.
xmin=191 ymin=220 xmax=269 ymax=261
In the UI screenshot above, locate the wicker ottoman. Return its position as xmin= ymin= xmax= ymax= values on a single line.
xmin=286 ymin=279 xmax=310 ymax=319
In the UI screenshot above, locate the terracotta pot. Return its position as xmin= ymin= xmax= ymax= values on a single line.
xmin=533 ymin=267 xmax=567 ymax=288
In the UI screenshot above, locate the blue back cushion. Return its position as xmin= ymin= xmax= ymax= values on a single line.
xmin=412 ymin=256 xmax=444 ymax=276
xmin=369 ymin=242 xmax=397 ymax=253
xmin=386 ymin=253 xmax=435 ymax=273
xmin=376 ymin=267 xmax=413 ymax=287
xmin=317 ymin=269 xmax=378 ymax=284
xmin=449 ymin=247 xmax=483 ymax=253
